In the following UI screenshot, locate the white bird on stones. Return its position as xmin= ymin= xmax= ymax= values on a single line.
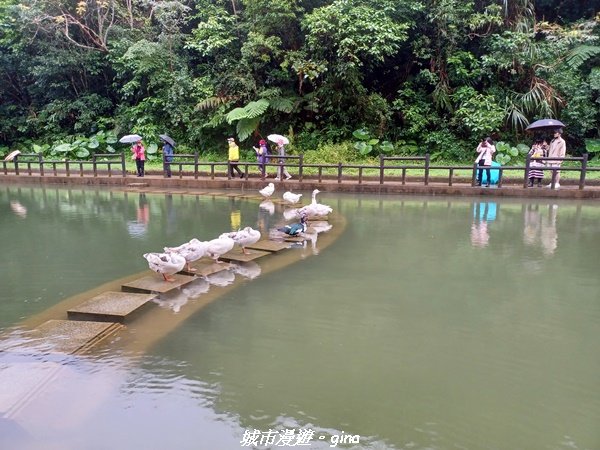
xmin=143 ymin=252 xmax=186 ymax=282
xmin=259 ymin=182 xmax=275 ymax=198
xmin=205 ymin=235 xmax=235 ymax=263
xmin=283 ymin=191 xmax=302 ymax=204
xmin=164 ymin=238 xmax=210 ymax=272
xmin=298 ymin=189 xmax=332 ymax=218
xmin=220 ymin=226 xmax=261 ymax=254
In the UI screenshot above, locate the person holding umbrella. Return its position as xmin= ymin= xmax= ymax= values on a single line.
xmin=267 ymin=134 xmax=292 ymax=180
xmin=546 ymin=128 xmax=566 ymax=188
xmin=131 ymin=139 xmax=146 ymax=177
xmin=160 ymin=134 xmax=175 ymax=178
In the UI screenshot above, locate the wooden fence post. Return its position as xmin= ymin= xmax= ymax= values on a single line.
xmin=379 ymin=154 xmax=384 ymax=185
xmin=424 ymin=153 xmax=430 ymax=186
xmin=579 ymin=154 xmax=588 ymax=190
xmin=93 ymin=154 xmax=98 ymax=177
xmin=298 ymin=154 xmax=303 ymax=182
xmin=121 ymin=152 xmax=126 ymax=177
xmin=523 ymin=153 xmax=530 ymax=188
xmin=39 ymin=153 xmax=44 ymax=177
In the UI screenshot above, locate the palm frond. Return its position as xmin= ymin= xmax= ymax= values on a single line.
xmin=196 ymin=96 xmax=231 ymax=111
xmin=562 ymin=45 xmax=600 ymax=70
xmin=268 ymin=97 xmax=296 ymax=113
xmin=236 ymin=117 xmax=260 ymax=141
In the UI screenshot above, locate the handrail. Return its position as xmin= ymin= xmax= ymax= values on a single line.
xmin=2 ymin=151 xmax=597 ymax=190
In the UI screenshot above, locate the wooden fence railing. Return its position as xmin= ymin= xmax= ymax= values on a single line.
xmin=2 ymin=151 xmax=598 ymax=190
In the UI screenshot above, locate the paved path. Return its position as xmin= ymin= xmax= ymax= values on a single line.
xmin=1 ymin=171 xmax=599 ymax=199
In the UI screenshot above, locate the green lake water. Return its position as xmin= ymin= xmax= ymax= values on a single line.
xmin=0 ymin=185 xmax=598 ymax=450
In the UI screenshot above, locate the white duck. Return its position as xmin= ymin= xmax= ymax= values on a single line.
xmin=143 ymin=252 xmax=186 ymax=282
xmin=205 ymin=235 xmax=235 ymax=263
xmin=164 ymin=238 xmax=210 ymax=272
xmin=259 ymin=182 xmax=275 ymax=198
xmin=298 ymin=189 xmax=332 ymax=218
xmin=221 ymin=226 xmax=261 ymax=254
xmin=283 ymin=207 xmax=300 ymax=221
xmin=283 ymin=191 xmax=302 ymax=204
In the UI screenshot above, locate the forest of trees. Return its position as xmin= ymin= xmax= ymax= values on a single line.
xmin=0 ymin=0 xmax=598 ymax=160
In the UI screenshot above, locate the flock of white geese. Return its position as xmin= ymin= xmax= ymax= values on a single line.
xmin=143 ymin=186 xmax=333 ymax=282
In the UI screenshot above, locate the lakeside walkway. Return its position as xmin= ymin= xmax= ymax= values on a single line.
xmin=1 ymin=171 xmax=600 ymax=199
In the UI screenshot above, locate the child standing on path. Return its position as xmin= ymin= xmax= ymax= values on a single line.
xmin=527 ymin=139 xmax=545 ymax=187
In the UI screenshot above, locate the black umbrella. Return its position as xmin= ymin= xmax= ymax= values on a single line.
xmin=159 ymin=134 xmax=176 ymax=146
xmin=526 ymin=119 xmax=566 ymax=132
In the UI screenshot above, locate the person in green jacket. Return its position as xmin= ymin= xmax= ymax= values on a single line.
xmin=227 ymin=137 xmax=243 ymax=179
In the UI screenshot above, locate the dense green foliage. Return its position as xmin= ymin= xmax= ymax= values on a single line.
xmin=0 ymin=0 xmax=598 ymax=160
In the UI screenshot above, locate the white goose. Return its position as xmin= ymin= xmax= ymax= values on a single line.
xmin=205 ymin=235 xmax=235 ymax=263
xmin=220 ymin=226 xmax=261 ymax=254
xmin=298 ymin=189 xmax=332 ymax=218
xmin=143 ymin=252 xmax=186 ymax=282
xmin=283 ymin=191 xmax=302 ymax=204
xmin=259 ymin=182 xmax=275 ymax=198
xmin=164 ymin=238 xmax=210 ymax=272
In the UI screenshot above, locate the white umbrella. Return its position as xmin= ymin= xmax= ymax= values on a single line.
xmin=4 ymin=150 xmax=21 ymax=161
xmin=267 ymin=134 xmax=289 ymax=145
xmin=119 ymin=134 xmax=143 ymax=144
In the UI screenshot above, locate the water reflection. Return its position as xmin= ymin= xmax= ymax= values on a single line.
xmin=470 ymin=201 xmax=496 ymax=248
xmin=1 ymin=187 xmax=599 ymax=450
xmin=10 ymin=200 xmax=27 ymax=218
xmin=127 ymin=193 xmax=150 ymax=238
xmin=230 ymin=261 xmax=262 ymax=280
xmin=523 ymin=204 xmax=559 ymax=256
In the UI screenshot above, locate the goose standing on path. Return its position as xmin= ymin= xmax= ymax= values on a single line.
xmin=298 ymin=189 xmax=332 ymax=218
xmin=143 ymin=252 xmax=186 ymax=282
xmin=164 ymin=238 xmax=209 ymax=272
xmin=259 ymin=182 xmax=275 ymax=198
xmin=221 ymin=226 xmax=261 ymax=254
xmin=206 ymin=235 xmax=235 ymax=263
xmin=283 ymin=191 xmax=302 ymax=204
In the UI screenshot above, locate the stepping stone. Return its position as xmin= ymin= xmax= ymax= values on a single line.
xmin=307 ymin=220 xmax=330 ymax=229
xmin=183 ymin=260 xmax=232 ymax=277
xmin=282 ymin=235 xmax=305 ymax=243
xmin=219 ymin=249 xmax=270 ymax=263
xmin=127 ymin=183 xmax=148 ymax=187
xmin=67 ymin=291 xmax=157 ymax=323
xmin=245 ymin=240 xmax=290 ymax=252
xmin=121 ymin=274 xmax=195 ymax=294
xmin=27 ymin=320 xmax=122 ymax=354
